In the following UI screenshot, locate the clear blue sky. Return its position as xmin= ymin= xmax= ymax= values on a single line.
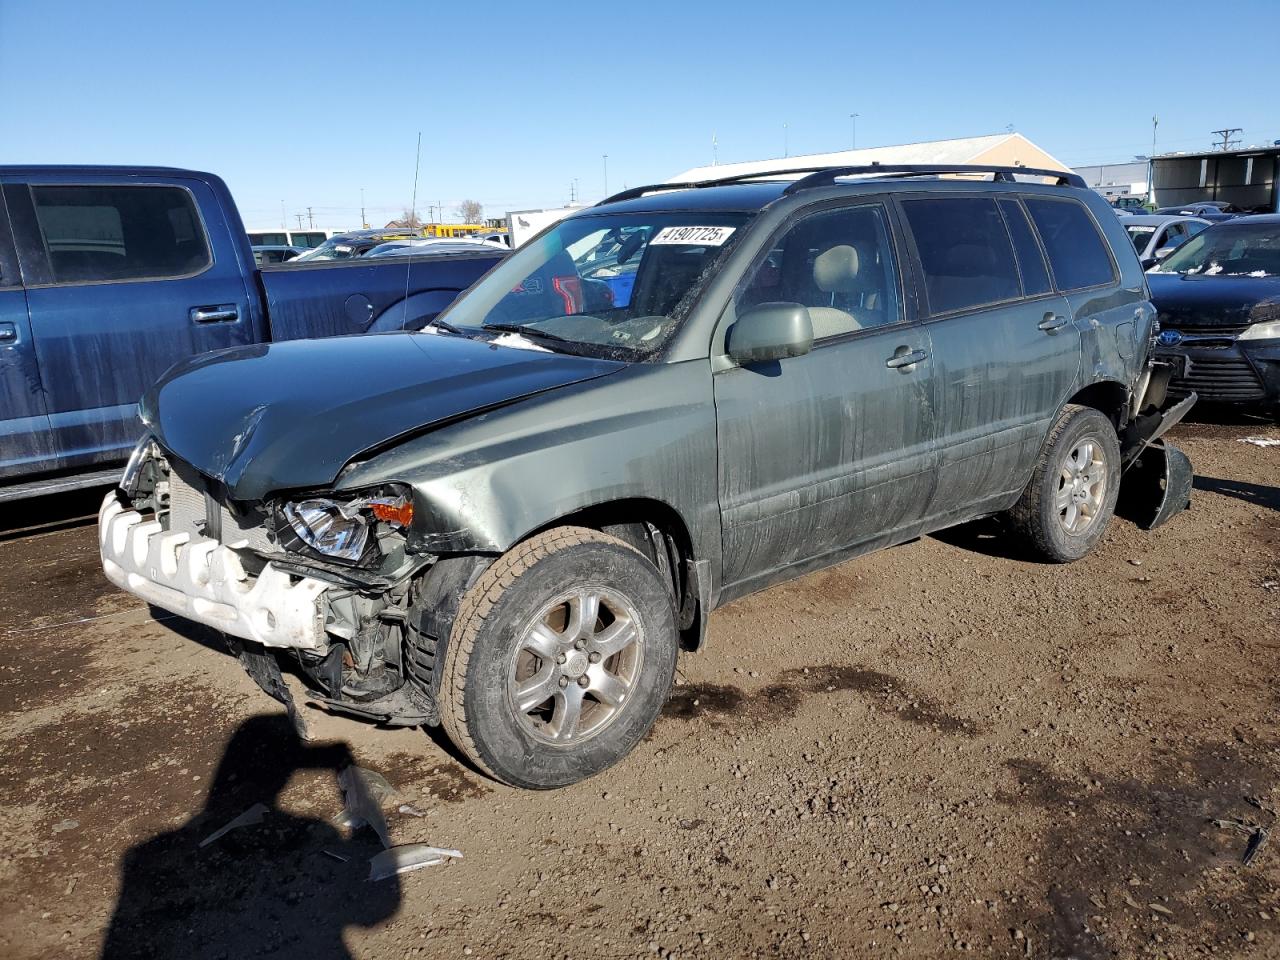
xmin=3 ymin=0 xmax=1275 ymax=230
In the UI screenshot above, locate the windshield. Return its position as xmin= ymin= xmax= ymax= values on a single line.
xmin=1152 ymin=223 xmax=1280 ymax=277
xmin=292 ymin=237 xmax=361 ymax=261
xmin=435 ymin=211 xmax=751 ymax=359
xmin=364 ymin=241 xmax=411 ymax=257
xmin=1125 ymin=225 xmax=1156 ymax=252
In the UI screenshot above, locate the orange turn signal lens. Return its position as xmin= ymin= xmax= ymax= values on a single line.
xmin=368 ymin=497 xmax=414 ymax=528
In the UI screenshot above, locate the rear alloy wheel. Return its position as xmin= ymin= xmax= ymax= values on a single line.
xmin=1006 ymin=404 xmax=1121 ymax=562
xmin=438 ymin=526 xmax=677 ymax=788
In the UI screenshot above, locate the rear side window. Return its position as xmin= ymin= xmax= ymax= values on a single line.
xmin=998 ymin=199 xmax=1053 ymax=296
xmin=901 ymin=197 xmax=1021 ymax=315
xmin=1024 ymin=198 xmax=1115 ymax=291
xmin=31 ymin=185 xmax=211 ymax=284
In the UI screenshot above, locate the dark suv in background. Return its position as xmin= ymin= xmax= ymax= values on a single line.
xmin=101 ymin=164 xmax=1193 ymax=788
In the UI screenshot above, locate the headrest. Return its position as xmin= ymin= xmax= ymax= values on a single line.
xmin=813 ymin=244 xmax=863 ymax=293
xmin=943 ymin=243 xmax=996 ymax=275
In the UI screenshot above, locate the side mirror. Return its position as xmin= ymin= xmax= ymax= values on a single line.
xmin=726 ymin=302 xmax=814 ymax=365
xmin=1154 ymin=245 xmax=1178 ymax=258
xmin=1140 ymin=256 xmax=1158 ymax=271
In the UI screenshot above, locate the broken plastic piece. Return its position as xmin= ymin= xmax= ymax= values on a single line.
xmin=1116 ymin=441 xmax=1193 ymax=530
xmin=398 ymin=803 xmax=425 ymax=818
xmin=322 ymin=849 xmax=351 ymax=863
xmin=367 ymin=844 xmax=463 ymax=881
xmin=199 ymin=802 xmax=268 ymax=848
xmin=1244 ymin=826 xmax=1269 ymax=866
xmin=336 ymin=766 xmax=399 ymax=848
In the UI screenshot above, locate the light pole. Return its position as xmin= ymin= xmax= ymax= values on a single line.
xmin=603 ymin=154 xmax=609 ymax=198
xmin=784 ymin=122 xmax=789 ymax=158
xmin=360 ymin=188 xmax=367 ymax=229
xmin=849 ymin=113 xmax=859 ymax=150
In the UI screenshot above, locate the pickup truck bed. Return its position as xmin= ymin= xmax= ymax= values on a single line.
xmin=0 ymin=165 xmax=503 ymax=498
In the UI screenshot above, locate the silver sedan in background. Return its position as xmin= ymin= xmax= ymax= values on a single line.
xmin=1124 ymin=214 xmax=1212 ymax=267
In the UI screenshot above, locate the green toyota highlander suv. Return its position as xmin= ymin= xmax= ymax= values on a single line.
xmin=101 ymin=164 xmax=1194 ymax=788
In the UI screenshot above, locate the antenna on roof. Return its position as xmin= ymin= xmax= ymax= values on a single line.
xmin=402 ymin=132 xmax=422 ymax=330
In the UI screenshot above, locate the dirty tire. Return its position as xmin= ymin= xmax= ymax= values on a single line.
xmin=438 ymin=526 xmax=677 ymax=789
xmin=1005 ymin=404 xmax=1121 ymax=563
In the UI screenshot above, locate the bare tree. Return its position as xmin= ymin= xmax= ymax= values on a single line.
xmin=455 ymin=199 xmax=484 ymax=224
xmin=398 ymin=207 xmax=423 ymax=228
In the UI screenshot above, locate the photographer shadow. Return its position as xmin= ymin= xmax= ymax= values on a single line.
xmin=101 ymin=713 xmax=399 ymax=959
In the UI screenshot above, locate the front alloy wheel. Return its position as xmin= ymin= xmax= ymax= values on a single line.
xmin=438 ymin=527 xmax=677 ymax=789
xmin=509 ymin=587 xmax=644 ymax=744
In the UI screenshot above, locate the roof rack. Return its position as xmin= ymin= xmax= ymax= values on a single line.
xmin=597 ymin=163 xmax=1085 ymax=206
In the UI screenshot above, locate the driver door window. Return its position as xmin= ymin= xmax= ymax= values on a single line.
xmin=737 ymin=204 xmax=902 ymax=340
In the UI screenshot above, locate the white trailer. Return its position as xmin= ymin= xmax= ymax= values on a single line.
xmin=504 ymin=206 xmax=585 ymax=247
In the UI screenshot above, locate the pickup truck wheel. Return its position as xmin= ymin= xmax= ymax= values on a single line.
xmin=438 ymin=526 xmax=677 ymax=789
xmin=1005 ymin=404 xmax=1121 ymax=563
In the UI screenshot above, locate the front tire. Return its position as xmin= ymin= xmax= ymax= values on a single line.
xmin=438 ymin=526 xmax=677 ymax=789
xmin=1005 ymin=404 xmax=1121 ymax=562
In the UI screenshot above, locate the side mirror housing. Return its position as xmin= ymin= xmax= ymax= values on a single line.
xmin=727 ymin=302 xmax=814 ymax=365
xmin=1140 ymin=256 xmax=1158 ymax=271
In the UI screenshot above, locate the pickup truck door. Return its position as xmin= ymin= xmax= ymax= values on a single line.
xmin=0 ymin=188 xmax=56 ymax=479
xmin=3 ymin=176 xmax=263 ymax=470
xmin=713 ymin=199 xmax=937 ymax=598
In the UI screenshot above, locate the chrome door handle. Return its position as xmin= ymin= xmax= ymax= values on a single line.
xmin=1038 ymin=313 xmax=1070 ymax=332
xmin=0 ymin=322 xmax=15 ymax=343
xmin=190 ymin=305 xmax=240 ymax=324
xmin=885 ymin=348 xmax=928 ymax=370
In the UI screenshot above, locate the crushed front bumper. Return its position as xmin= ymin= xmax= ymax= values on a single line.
xmin=99 ymin=492 xmax=331 ymax=651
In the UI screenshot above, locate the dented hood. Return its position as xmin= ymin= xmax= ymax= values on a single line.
xmin=140 ymin=333 xmax=624 ymax=500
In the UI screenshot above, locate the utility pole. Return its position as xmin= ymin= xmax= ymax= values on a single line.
xmin=360 ymin=188 xmax=367 ymax=229
xmin=295 ymin=213 xmax=305 ymax=229
xmin=783 ymin=123 xmax=788 ymax=159
xmin=711 ymin=132 xmax=718 ymax=166
xmin=280 ymin=200 xmax=286 ymax=229
xmin=306 ymin=206 xmax=315 ymax=229
xmin=849 ymin=113 xmax=859 ymax=150
xmin=1147 ymin=115 xmax=1158 ymax=203
xmin=1211 ymin=127 xmax=1242 ymax=152
xmin=603 ymin=154 xmax=609 ymax=197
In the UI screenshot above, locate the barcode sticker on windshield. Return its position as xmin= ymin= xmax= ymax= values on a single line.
xmin=650 ymin=225 xmax=736 ymax=247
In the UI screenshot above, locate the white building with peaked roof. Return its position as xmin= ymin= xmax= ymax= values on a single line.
xmin=669 ymin=133 xmax=1072 ymax=183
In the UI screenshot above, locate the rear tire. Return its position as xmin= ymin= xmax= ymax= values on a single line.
xmin=438 ymin=526 xmax=677 ymax=789
xmin=1005 ymin=404 xmax=1121 ymax=562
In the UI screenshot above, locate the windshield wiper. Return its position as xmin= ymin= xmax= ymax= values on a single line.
xmin=482 ymin=322 xmax=574 ymax=344
xmin=423 ymin=317 xmax=465 ymax=335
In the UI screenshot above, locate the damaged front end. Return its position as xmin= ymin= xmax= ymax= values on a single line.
xmin=1116 ymin=358 xmax=1197 ymax=530
xmin=101 ymin=440 xmax=449 ymax=730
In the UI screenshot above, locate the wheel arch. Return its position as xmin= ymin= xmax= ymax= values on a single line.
xmin=1060 ymin=379 xmax=1132 ymax=429
xmin=516 ymin=497 xmax=708 ymax=652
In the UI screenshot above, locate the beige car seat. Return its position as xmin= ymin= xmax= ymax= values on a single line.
xmin=809 ymin=243 xmax=875 ymax=338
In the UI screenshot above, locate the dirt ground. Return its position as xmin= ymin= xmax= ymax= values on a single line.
xmin=1 ymin=415 xmax=1277 ymax=960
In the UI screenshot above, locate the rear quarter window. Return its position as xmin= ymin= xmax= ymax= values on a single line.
xmin=1024 ymin=198 xmax=1116 ymax=291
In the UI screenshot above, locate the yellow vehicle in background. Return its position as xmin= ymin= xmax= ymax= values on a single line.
xmin=424 ymin=223 xmax=509 ymax=244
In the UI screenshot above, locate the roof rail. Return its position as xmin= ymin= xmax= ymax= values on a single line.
xmin=597 ymin=163 xmax=1085 ymax=206
xmin=598 ymin=166 xmax=847 ymax=206
xmin=781 ymin=163 xmax=1086 ymax=193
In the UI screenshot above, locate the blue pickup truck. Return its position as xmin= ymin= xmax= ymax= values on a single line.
xmin=0 ymin=166 xmax=505 ymax=500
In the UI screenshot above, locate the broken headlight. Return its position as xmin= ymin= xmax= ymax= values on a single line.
xmin=278 ymin=488 xmax=415 ymax=565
